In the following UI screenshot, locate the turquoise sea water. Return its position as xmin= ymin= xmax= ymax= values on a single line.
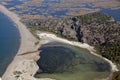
xmin=0 ymin=12 xmax=20 ymax=76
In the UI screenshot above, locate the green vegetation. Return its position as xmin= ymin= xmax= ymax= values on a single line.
xmin=97 ymin=42 xmax=120 ymax=63
xmin=35 ymin=41 xmax=39 ymax=45
xmin=96 ymin=42 xmax=120 ymax=80
xmin=116 ymin=75 xmax=120 ymax=80
xmin=114 ymin=75 xmax=120 ymax=80
xmin=78 ymin=12 xmax=113 ymax=24
xmin=112 ymin=71 xmax=120 ymax=80
xmin=28 ymin=25 xmax=77 ymax=41
xmin=27 ymin=25 xmax=40 ymax=40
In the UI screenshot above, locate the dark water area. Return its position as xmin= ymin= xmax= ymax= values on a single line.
xmin=50 ymin=10 xmax=68 ymax=17
xmin=43 ymin=0 xmax=61 ymax=3
xmin=0 ymin=12 xmax=20 ymax=76
xmin=100 ymin=8 xmax=120 ymax=21
xmin=36 ymin=42 xmax=111 ymax=80
xmin=2 ymin=0 xmax=120 ymax=21
xmin=4 ymin=0 xmax=23 ymax=8
xmin=81 ymin=3 xmax=120 ymax=21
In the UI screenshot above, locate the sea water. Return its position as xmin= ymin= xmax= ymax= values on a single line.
xmin=0 ymin=12 xmax=20 ymax=76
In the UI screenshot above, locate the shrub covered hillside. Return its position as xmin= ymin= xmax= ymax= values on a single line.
xmin=22 ymin=12 xmax=120 ymax=80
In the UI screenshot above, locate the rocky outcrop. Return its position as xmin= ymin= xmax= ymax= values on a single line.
xmin=22 ymin=12 xmax=120 ymax=46
xmin=22 ymin=12 xmax=120 ymax=64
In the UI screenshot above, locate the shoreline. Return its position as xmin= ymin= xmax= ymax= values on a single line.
xmin=37 ymin=32 xmax=119 ymax=80
xmin=37 ymin=32 xmax=119 ymax=72
xmin=0 ymin=5 xmax=40 ymax=80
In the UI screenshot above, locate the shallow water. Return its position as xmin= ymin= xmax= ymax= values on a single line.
xmin=1 ymin=0 xmax=120 ymax=21
xmin=36 ymin=42 xmax=111 ymax=80
xmin=0 ymin=12 xmax=20 ymax=76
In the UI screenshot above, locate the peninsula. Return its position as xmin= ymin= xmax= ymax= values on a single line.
xmin=0 ymin=1 xmax=120 ymax=80
xmin=0 ymin=5 xmax=40 ymax=80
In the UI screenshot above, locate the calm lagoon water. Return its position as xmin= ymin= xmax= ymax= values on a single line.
xmin=0 ymin=12 xmax=20 ymax=76
xmin=36 ymin=42 xmax=111 ymax=80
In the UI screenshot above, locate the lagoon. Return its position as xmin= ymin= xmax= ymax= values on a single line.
xmin=36 ymin=42 xmax=111 ymax=80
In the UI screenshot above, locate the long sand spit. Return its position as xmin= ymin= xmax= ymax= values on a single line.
xmin=0 ymin=5 xmax=40 ymax=80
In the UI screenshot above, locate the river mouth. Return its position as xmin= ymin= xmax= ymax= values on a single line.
xmin=36 ymin=42 xmax=111 ymax=80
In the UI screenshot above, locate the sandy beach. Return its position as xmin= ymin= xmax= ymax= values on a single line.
xmin=0 ymin=4 xmax=119 ymax=80
xmin=0 ymin=5 xmax=40 ymax=80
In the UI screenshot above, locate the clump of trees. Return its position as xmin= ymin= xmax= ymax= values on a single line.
xmin=97 ymin=41 xmax=120 ymax=63
xmin=78 ymin=12 xmax=113 ymax=24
